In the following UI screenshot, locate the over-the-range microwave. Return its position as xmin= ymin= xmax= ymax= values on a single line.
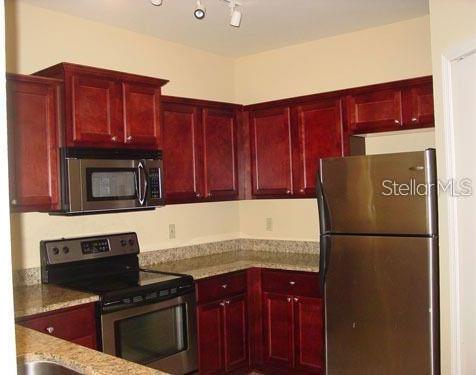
xmin=54 ymin=148 xmax=164 ymax=215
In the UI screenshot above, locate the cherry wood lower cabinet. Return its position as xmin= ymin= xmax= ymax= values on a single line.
xmin=17 ymin=303 xmax=97 ymax=350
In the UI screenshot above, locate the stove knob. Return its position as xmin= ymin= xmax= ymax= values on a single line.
xmin=52 ymin=247 xmax=59 ymax=255
xmin=120 ymin=240 xmax=127 ymax=247
xmin=128 ymin=239 xmax=135 ymax=246
xmin=62 ymin=246 xmax=69 ymax=254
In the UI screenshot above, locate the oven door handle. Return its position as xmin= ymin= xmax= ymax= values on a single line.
xmin=137 ymin=161 xmax=148 ymax=206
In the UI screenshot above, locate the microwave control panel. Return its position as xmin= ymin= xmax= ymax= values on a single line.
xmin=148 ymin=168 xmax=162 ymax=199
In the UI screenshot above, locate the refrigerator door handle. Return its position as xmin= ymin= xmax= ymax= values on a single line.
xmin=316 ymin=168 xmax=330 ymax=235
xmin=319 ymin=234 xmax=330 ymax=294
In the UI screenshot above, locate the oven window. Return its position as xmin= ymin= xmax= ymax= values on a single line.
xmin=87 ymin=168 xmax=137 ymax=201
xmin=115 ymin=304 xmax=188 ymax=364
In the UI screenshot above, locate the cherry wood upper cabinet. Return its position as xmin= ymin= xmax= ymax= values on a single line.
xmin=7 ymin=74 xmax=62 ymax=212
xmin=250 ymin=107 xmax=293 ymax=198
xmin=123 ymin=82 xmax=162 ymax=148
xmin=34 ymin=63 xmax=168 ymax=149
xmin=403 ymin=80 xmax=435 ymax=128
xmin=202 ymin=108 xmax=238 ymax=200
xmin=294 ymin=296 xmax=324 ymax=373
xmin=292 ymin=99 xmax=345 ymax=197
xmin=162 ymin=102 xmax=203 ymax=203
xmin=347 ymin=88 xmax=403 ymax=134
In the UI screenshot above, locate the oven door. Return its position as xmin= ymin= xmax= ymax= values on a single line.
xmin=101 ymin=292 xmax=198 ymax=374
xmin=66 ymin=158 xmax=148 ymax=213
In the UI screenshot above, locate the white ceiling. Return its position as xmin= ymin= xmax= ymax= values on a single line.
xmin=19 ymin=0 xmax=429 ymax=57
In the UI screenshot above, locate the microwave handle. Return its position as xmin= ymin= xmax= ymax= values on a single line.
xmin=137 ymin=162 xmax=148 ymax=206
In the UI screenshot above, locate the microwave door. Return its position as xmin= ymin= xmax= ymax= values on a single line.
xmin=68 ymin=158 xmax=142 ymax=213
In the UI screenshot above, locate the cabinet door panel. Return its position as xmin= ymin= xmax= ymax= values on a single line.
xmin=123 ymin=82 xmax=161 ymax=148
xmin=224 ymin=294 xmax=248 ymax=371
xmin=250 ymin=107 xmax=293 ymax=197
xmin=293 ymin=99 xmax=344 ymax=197
xmin=162 ymin=103 xmax=203 ymax=203
xmin=404 ymin=83 xmax=435 ymax=127
xmin=263 ymin=292 xmax=294 ymax=368
xmin=70 ymin=73 xmax=122 ymax=146
xmin=203 ymin=108 xmax=238 ymax=200
xmin=348 ymin=89 xmax=403 ymax=133
xmin=294 ymin=297 xmax=324 ymax=373
xmin=197 ymin=301 xmax=225 ymax=375
xmin=7 ymin=77 xmax=61 ymax=211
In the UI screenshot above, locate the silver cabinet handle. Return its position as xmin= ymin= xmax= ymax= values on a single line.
xmin=196 ymin=193 xmax=201 ymax=198
xmin=287 ymin=297 xmax=292 ymax=303
xmin=126 ymin=135 xmax=133 ymax=142
xmin=286 ymin=190 xmax=291 ymax=194
xmin=11 ymin=199 xmax=17 ymax=205
xmin=394 ymin=119 xmax=400 ymax=124
xmin=412 ymin=117 xmax=418 ymax=122
xmin=299 ymin=189 xmax=305 ymax=193
xmin=219 ymin=302 xmax=225 ymax=306
xmin=222 ymin=284 xmax=228 ymax=289
xmin=111 ymin=136 xmax=118 ymax=142
xmin=294 ymin=297 xmax=299 ymax=302
xmin=289 ymin=281 xmax=296 ymax=286
xmin=225 ymin=300 xmax=230 ymax=305
xmin=46 ymin=326 xmax=54 ymax=334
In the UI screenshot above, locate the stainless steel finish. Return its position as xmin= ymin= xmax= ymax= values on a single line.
xmin=324 ymin=235 xmax=439 ymax=375
xmin=43 ymin=233 xmax=139 ymax=265
xmin=65 ymin=157 xmax=163 ymax=214
xmin=319 ymin=149 xmax=437 ymax=235
xmin=17 ymin=361 xmax=80 ymax=375
xmin=101 ymin=291 xmax=198 ymax=375
xmin=46 ymin=326 xmax=54 ymax=334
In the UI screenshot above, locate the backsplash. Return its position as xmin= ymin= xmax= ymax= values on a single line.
xmin=13 ymin=238 xmax=318 ymax=287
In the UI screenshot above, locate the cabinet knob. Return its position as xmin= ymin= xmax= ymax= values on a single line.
xmin=286 ymin=190 xmax=291 ymax=195
xmin=111 ymin=136 xmax=117 ymax=142
xmin=412 ymin=117 xmax=418 ymax=122
xmin=46 ymin=326 xmax=54 ymax=334
xmin=289 ymin=281 xmax=296 ymax=286
xmin=394 ymin=119 xmax=400 ymax=125
xmin=126 ymin=136 xmax=133 ymax=142
xmin=207 ymin=193 xmax=212 ymax=198
xmin=220 ymin=302 xmax=225 ymax=306
xmin=294 ymin=297 xmax=299 ymax=302
xmin=196 ymin=193 xmax=201 ymax=198
xmin=11 ymin=199 xmax=17 ymax=205
xmin=225 ymin=300 xmax=230 ymax=305
xmin=299 ymin=189 xmax=305 ymax=193
xmin=222 ymin=284 xmax=228 ymax=289
xmin=287 ymin=297 xmax=292 ymax=303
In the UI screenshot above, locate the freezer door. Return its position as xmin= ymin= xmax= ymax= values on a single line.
xmin=319 ymin=149 xmax=437 ymax=235
xmin=325 ymin=235 xmax=439 ymax=375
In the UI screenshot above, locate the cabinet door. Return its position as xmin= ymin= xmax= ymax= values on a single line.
xmin=70 ymin=73 xmax=123 ymax=147
xmin=162 ymin=103 xmax=204 ymax=203
xmin=294 ymin=296 xmax=324 ymax=373
xmin=293 ymin=99 xmax=344 ymax=197
xmin=347 ymin=89 xmax=403 ymax=134
xmin=123 ymin=82 xmax=161 ymax=148
xmin=7 ymin=76 xmax=61 ymax=212
xmin=404 ymin=83 xmax=435 ymax=128
xmin=224 ymin=294 xmax=248 ymax=372
xmin=197 ymin=301 xmax=225 ymax=375
xmin=250 ymin=107 xmax=293 ymax=197
xmin=263 ymin=292 xmax=294 ymax=368
xmin=202 ymin=108 xmax=238 ymax=200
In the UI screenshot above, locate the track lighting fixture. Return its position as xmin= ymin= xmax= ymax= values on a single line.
xmin=150 ymin=0 xmax=162 ymax=6
xmin=194 ymin=0 xmax=206 ymax=20
xmin=229 ymin=0 xmax=242 ymax=27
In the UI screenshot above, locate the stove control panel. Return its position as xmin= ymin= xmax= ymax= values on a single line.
xmin=41 ymin=232 xmax=139 ymax=265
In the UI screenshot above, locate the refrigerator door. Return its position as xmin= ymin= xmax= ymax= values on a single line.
xmin=318 ymin=149 xmax=437 ymax=236
xmin=325 ymin=235 xmax=439 ymax=375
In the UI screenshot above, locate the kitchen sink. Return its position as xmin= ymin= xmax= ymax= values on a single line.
xmin=17 ymin=360 xmax=81 ymax=375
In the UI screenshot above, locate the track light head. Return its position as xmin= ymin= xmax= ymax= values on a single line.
xmin=150 ymin=0 xmax=163 ymax=5
xmin=229 ymin=8 xmax=241 ymax=27
xmin=194 ymin=1 xmax=206 ymax=20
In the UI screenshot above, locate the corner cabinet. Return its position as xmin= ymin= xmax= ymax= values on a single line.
xmin=161 ymin=96 xmax=239 ymax=204
xmin=34 ymin=63 xmax=168 ymax=149
xmin=7 ymin=74 xmax=62 ymax=212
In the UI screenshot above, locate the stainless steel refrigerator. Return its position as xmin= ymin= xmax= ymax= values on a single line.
xmin=317 ymin=149 xmax=439 ymax=375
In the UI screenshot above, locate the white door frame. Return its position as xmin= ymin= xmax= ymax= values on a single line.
xmin=440 ymin=37 xmax=476 ymax=375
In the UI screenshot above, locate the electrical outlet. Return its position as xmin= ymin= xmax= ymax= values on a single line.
xmin=169 ymin=224 xmax=176 ymax=239
xmin=266 ymin=217 xmax=273 ymax=231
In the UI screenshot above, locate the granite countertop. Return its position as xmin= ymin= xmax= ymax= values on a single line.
xmin=145 ymin=250 xmax=319 ymax=279
xmin=14 ymin=284 xmax=99 ymax=318
xmin=16 ymin=325 xmax=164 ymax=375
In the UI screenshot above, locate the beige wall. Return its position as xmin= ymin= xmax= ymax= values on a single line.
xmin=234 ymin=16 xmax=432 ymax=104
xmin=6 ymin=2 xmax=435 ymax=270
xmin=428 ymin=0 xmax=476 ymax=373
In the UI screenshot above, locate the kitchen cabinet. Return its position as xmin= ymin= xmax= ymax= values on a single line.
xmin=249 ymin=106 xmax=294 ymax=198
xmin=403 ymin=81 xmax=435 ymax=128
xmin=161 ymin=96 xmax=239 ymax=204
xmin=18 ymin=303 xmax=97 ymax=350
xmin=6 ymin=74 xmax=62 ymax=212
xmin=196 ymin=272 xmax=248 ymax=374
xmin=261 ymin=269 xmax=323 ymax=374
xmin=292 ymin=99 xmax=345 ymax=197
xmin=34 ymin=62 xmax=167 ymax=149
